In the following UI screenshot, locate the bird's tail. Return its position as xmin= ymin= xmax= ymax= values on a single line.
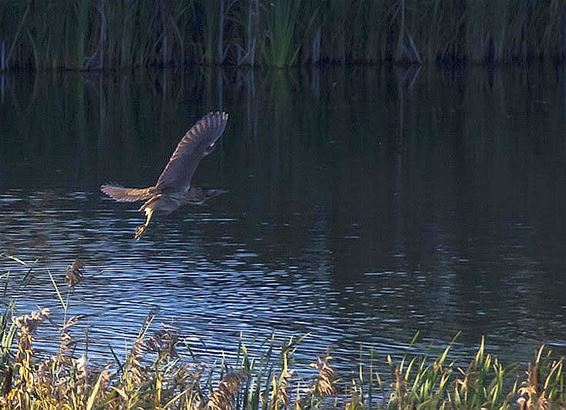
xmin=100 ymin=184 xmax=156 ymax=202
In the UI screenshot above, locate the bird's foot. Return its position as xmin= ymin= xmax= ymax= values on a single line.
xmin=134 ymin=224 xmax=147 ymax=240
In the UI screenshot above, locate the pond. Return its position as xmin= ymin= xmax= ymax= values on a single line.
xmin=1 ymin=66 xmax=565 ymax=373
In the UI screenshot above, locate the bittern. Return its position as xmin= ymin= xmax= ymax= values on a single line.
xmin=101 ymin=111 xmax=229 ymax=239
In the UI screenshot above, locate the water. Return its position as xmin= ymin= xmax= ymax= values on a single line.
xmin=1 ymin=67 xmax=566 ymax=373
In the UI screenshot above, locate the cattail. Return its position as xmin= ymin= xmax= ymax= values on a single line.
xmin=65 ymin=259 xmax=84 ymax=287
xmin=207 ymin=372 xmax=248 ymax=410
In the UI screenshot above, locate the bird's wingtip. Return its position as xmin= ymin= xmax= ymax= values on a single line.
xmin=209 ymin=111 xmax=228 ymax=121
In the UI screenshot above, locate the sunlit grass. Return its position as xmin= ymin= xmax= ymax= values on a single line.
xmin=0 ymin=254 xmax=565 ymax=408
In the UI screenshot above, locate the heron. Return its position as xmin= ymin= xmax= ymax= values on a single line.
xmin=101 ymin=111 xmax=229 ymax=240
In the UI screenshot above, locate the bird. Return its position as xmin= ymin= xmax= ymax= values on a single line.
xmin=101 ymin=111 xmax=229 ymax=240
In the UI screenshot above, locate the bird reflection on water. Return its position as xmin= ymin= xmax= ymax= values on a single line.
xmin=101 ymin=111 xmax=229 ymax=239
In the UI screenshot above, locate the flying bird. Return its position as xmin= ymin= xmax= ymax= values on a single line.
xmin=101 ymin=111 xmax=229 ymax=239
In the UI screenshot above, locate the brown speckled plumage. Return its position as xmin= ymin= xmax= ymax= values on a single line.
xmin=101 ymin=111 xmax=229 ymax=239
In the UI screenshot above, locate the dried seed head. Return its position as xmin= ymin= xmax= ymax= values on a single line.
xmin=13 ymin=308 xmax=50 ymax=334
xmin=144 ymin=329 xmax=179 ymax=358
xmin=123 ymin=335 xmax=146 ymax=385
xmin=65 ymin=259 xmax=84 ymax=287
xmin=311 ymin=355 xmax=336 ymax=397
xmin=12 ymin=308 xmax=50 ymax=392
xmin=208 ymin=372 xmax=248 ymax=410
xmin=74 ymin=355 xmax=88 ymax=396
xmin=274 ymin=368 xmax=293 ymax=407
xmin=517 ymin=397 xmax=527 ymax=410
xmin=36 ymin=359 xmax=54 ymax=392
xmin=58 ymin=316 xmax=81 ymax=365
xmin=99 ymin=365 xmax=112 ymax=392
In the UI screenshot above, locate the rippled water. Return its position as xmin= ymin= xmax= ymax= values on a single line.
xmin=1 ymin=67 xmax=566 ymax=372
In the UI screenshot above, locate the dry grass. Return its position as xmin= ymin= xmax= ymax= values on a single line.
xmin=0 ymin=304 xmax=339 ymax=409
xmin=0 ymin=255 xmax=564 ymax=408
xmin=0 ymin=312 xmax=563 ymax=410
xmin=65 ymin=259 xmax=84 ymax=288
xmin=208 ymin=371 xmax=248 ymax=409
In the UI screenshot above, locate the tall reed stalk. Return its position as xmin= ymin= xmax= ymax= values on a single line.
xmin=263 ymin=0 xmax=302 ymax=67
xmin=1 ymin=0 xmax=565 ymax=69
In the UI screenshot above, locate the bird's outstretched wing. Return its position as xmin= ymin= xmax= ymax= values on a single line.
xmin=100 ymin=184 xmax=156 ymax=202
xmin=155 ymin=112 xmax=228 ymax=192
xmin=184 ymin=187 xmax=227 ymax=205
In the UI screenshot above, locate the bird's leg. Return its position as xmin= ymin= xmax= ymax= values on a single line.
xmin=135 ymin=207 xmax=154 ymax=240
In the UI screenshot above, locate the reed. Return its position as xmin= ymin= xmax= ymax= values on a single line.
xmin=263 ymin=0 xmax=302 ymax=67
xmin=0 ymin=253 xmax=565 ymax=408
xmin=201 ymin=0 xmax=221 ymax=64
xmin=1 ymin=0 xmax=565 ymax=70
xmin=1 ymin=304 xmax=564 ymax=409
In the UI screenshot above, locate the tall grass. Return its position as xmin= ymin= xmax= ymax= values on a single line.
xmin=263 ymin=0 xmax=303 ymax=67
xmin=0 ymin=303 xmax=565 ymax=408
xmin=1 ymin=0 xmax=566 ymax=70
xmin=0 ymin=254 xmax=565 ymax=408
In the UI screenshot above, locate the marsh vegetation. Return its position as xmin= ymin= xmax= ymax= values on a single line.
xmin=0 ymin=255 xmax=564 ymax=409
xmin=1 ymin=0 xmax=566 ymax=70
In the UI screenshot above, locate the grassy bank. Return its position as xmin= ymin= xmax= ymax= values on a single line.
xmin=0 ymin=0 xmax=565 ymax=70
xmin=0 ymin=256 xmax=564 ymax=409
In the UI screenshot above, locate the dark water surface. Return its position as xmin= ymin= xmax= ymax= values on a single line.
xmin=1 ymin=67 xmax=566 ymax=372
